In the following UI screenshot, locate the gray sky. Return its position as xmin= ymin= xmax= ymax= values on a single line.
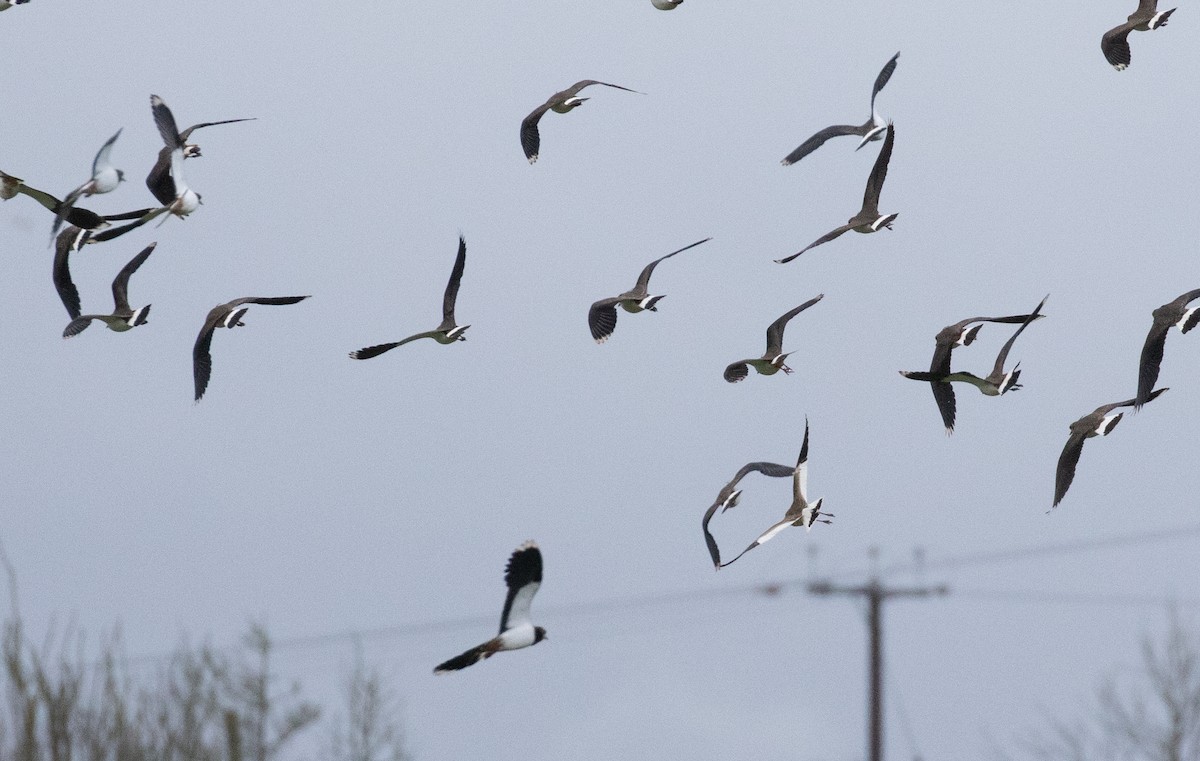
xmin=3 ymin=0 xmax=1200 ymax=758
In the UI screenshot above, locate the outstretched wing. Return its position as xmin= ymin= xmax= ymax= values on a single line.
xmin=719 ymin=517 xmax=794 ymax=568
xmin=178 ymin=117 xmax=256 ymax=142
xmin=780 ymin=125 xmax=863 ymax=166
xmin=588 ymin=298 xmax=622 ymax=343
xmin=520 ymin=104 xmax=552 ymax=163
xmin=349 ymin=331 xmax=440 ymax=359
xmin=150 ymin=95 xmax=184 ymax=149
xmin=861 ymin=123 xmax=894 ymax=215
xmin=434 ymin=638 xmax=501 ymax=674
xmin=192 ymin=314 xmax=222 ymax=402
xmin=775 ymin=225 xmax=855 ymax=264
xmin=989 ymin=295 xmax=1047 ymax=378
xmin=723 ymin=360 xmax=750 ymax=384
xmin=632 ymin=237 xmax=711 ymax=292
xmin=1052 ymin=432 xmax=1088 ymax=508
xmin=442 ymin=235 xmax=467 ymax=325
xmin=111 ymin=242 xmax=157 ymax=313
xmin=52 ymin=227 xmax=89 ymax=319
xmin=765 ymin=293 xmax=824 ymax=354
xmin=499 ymin=541 xmax=543 ymax=634
xmin=869 ymin=52 xmax=900 ymax=113
xmin=92 ymin=128 xmax=122 ymax=177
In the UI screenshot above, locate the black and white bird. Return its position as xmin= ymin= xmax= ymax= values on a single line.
xmin=145 ymin=103 xmax=253 ymax=206
xmin=350 ymin=235 xmax=469 ymax=360
xmin=521 ymin=80 xmax=642 ymax=163
xmin=146 ymin=95 xmax=203 ymax=221
xmin=1053 ymin=388 xmax=1168 ymax=508
xmin=776 ymin=123 xmax=897 ymax=263
xmin=62 ymin=242 xmax=156 ymax=338
xmin=51 ymin=129 xmax=125 ymax=241
xmin=1136 ymin=289 xmax=1200 ymax=408
xmin=588 ymin=237 xmax=710 ymax=343
xmin=781 ymin=52 xmax=899 ymax=166
xmin=720 ymin=420 xmax=831 ymax=568
xmin=651 ymin=0 xmax=683 ymax=8
xmin=702 ymin=460 xmax=796 ymax=569
xmin=2 ymin=170 xmax=151 ymax=233
xmin=1102 ymin=1 xmax=1176 ymax=70
xmin=900 ymin=296 xmax=1047 ymax=430
xmin=896 ymin=307 xmax=1046 ymax=434
xmin=0 ymin=1 xmax=32 ymax=11
xmin=434 ymin=541 xmax=546 ymax=674
xmin=192 ymin=295 xmax=311 ymax=402
xmin=723 ymin=294 xmax=823 ymax=383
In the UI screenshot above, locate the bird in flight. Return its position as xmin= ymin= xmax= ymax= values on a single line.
xmin=776 ymin=123 xmax=897 ymax=264
xmin=145 ymin=102 xmax=253 ymax=206
xmin=521 ymin=79 xmax=642 ymax=163
xmin=720 ymin=419 xmax=831 ymax=568
xmin=435 ymin=541 xmax=546 ymax=674
xmin=62 ymin=242 xmax=157 ymax=338
xmin=723 ymin=294 xmax=823 ymax=383
xmin=781 ymin=52 xmax=899 ymax=166
xmin=1136 ymin=289 xmax=1200 ymax=408
xmin=900 ymin=296 xmax=1047 ymax=430
xmin=51 ymin=129 xmax=126 ymax=241
xmin=588 ymin=237 xmax=710 ymax=343
xmin=702 ymin=460 xmax=797 ymax=569
xmin=1053 ymin=388 xmax=1168 ymax=508
xmin=1102 ymin=1 xmax=1175 ymax=70
xmin=192 ymin=295 xmax=311 ymax=402
xmin=350 ymin=235 xmax=470 ymax=359
xmin=896 ymin=307 xmax=1047 ymax=434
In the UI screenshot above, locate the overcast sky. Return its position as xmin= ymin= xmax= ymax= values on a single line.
xmin=3 ymin=1 xmax=1200 ymax=759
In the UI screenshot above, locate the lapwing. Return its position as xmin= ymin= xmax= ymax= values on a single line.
xmin=521 ymin=80 xmax=642 ymax=163
xmin=720 ymin=419 xmax=831 ymax=568
xmin=62 ymin=243 xmax=156 ymax=338
xmin=2 ymin=170 xmax=152 ymax=233
xmin=51 ymin=129 xmax=125 ymax=241
xmin=145 ymin=103 xmax=253 ymax=206
xmin=435 ymin=541 xmax=546 ymax=674
xmin=350 ymin=235 xmax=470 ymax=359
xmin=781 ymin=52 xmax=899 ymax=166
xmin=192 ymin=295 xmax=311 ymax=402
xmin=1102 ymin=0 xmax=1176 ymax=70
xmin=777 ymin=123 xmax=897 ymax=264
xmin=900 ymin=296 xmax=1047 ymax=430
xmin=723 ymin=294 xmax=823 ymax=382
xmin=1053 ymin=387 xmax=1168 ymax=508
xmin=702 ymin=460 xmax=796 ymax=569
xmin=1136 ymin=289 xmax=1200 ymax=408
xmin=588 ymin=237 xmax=710 ymax=343
xmin=897 ymin=306 xmax=1047 ymax=434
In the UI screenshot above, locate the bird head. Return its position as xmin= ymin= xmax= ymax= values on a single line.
xmin=185 ymin=144 xmax=202 ymax=158
xmin=534 ymin=627 xmax=548 ymax=644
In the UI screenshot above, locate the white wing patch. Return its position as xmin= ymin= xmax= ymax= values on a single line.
xmin=502 ymin=580 xmax=540 ymax=632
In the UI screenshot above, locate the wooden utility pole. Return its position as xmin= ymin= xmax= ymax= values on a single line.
xmin=808 ymin=573 xmax=948 ymax=761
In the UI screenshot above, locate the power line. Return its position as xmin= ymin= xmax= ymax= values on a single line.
xmin=115 ymin=521 xmax=1200 ymax=666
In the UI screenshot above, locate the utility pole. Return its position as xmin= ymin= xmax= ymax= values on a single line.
xmin=807 ymin=553 xmax=948 ymax=761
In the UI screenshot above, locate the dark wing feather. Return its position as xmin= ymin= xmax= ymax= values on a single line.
xmin=861 ymin=123 xmax=894 ymax=215
xmin=442 ymin=235 xmax=467 ymax=325
xmin=150 ymin=95 xmax=184 ymax=149
xmin=111 ymin=242 xmax=157 ymax=313
xmin=62 ymin=316 xmax=97 ymax=338
xmin=1101 ymin=23 xmax=1136 ymax=69
xmin=499 ymin=541 xmax=542 ymax=633
xmin=931 ymin=382 xmax=958 ymax=433
xmin=632 ymin=237 xmax=710 ymax=292
xmin=566 ymin=79 xmax=642 ymax=97
xmin=1136 ymin=325 xmax=1170 ymax=407
xmin=52 ymin=228 xmax=87 ymax=319
xmin=520 ymin=105 xmax=550 ymax=163
xmin=145 ymin=146 xmax=176 ymax=206
xmin=989 ymin=296 xmax=1047 ymax=377
xmin=89 ymin=208 xmax=168 ymax=243
xmin=192 ymin=315 xmax=221 ymax=402
xmin=588 ymin=299 xmax=621 ymax=343
xmin=870 ymin=52 xmax=900 ymax=112
xmin=702 ymin=502 xmax=723 ymax=568
xmin=780 ymin=125 xmax=864 ymax=166
xmin=433 ymin=640 xmax=497 ymax=674
xmin=764 ymin=294 xmax=824 ymax=354
xmin=349 ymin=331 xmax=439 ymax=359
xmin=775 ymin=225 xmax=855 ymax=264
xmin=178 ymin=118 xmax=256 ymax=141
xmin=1053 ymin=433 xmax=1088 ymax=507
xmin=723 ymin=361 xmax=750 ymax=383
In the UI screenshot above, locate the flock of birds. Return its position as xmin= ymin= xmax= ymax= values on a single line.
xmin=0 ymin=0 xmax=1189 ymax=674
